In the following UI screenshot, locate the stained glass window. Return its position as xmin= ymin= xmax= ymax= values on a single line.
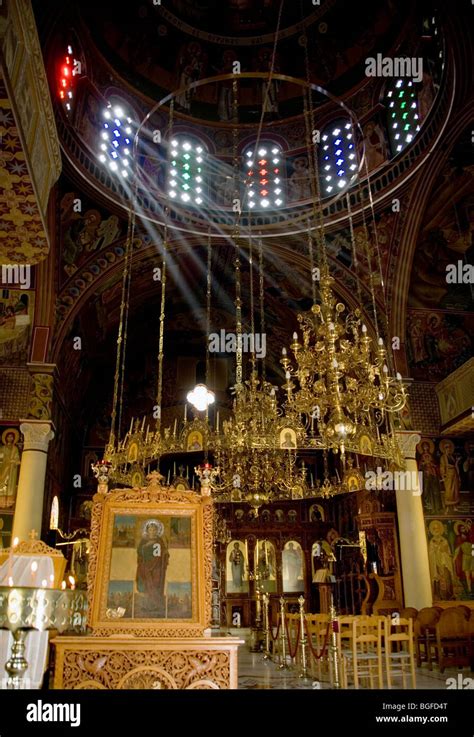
xmin=319 ymin=119 xmax=357 ymax=196
xmin=99 ymin=104 xmax=133 ymax=178
xmin=243 ymin=143 xmax=284 ymax=209
xmin=385 ymin=79 xmax=421 ymax=155
xmin=58 ymin=46 xmax=77 ymax=114
xmin=168 ymin=137 xmax=207 ymax=205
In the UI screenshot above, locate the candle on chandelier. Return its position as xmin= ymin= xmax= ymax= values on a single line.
xmin=68 ymin=575 xmax=76 ymax=591
xmin=184 ymin=403 xmax=187 ymax=422
xmin=216 ymin=410 xmax=219 ymax=433
xmin=61 ymin=580 xmax=67 ymax=591
xmin=173 ymin=418 xmax=177 ymax=436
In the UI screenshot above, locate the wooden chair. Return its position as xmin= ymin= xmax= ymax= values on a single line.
xmin=286 ymin=613 xmax=300 ymax=667
xmin=340 ymin=616 xmax=384 ymax=689
xmin=434 ymin=608 xmax=471 ymax=673
xmin=384 ymin=616 xmax=416 ymax=688
xmin=400 ymin=607 xmax=418 ymax=620
xmin=414 ymin=607 xmax=440 ymax=669
xmin=306 ymin=614 xmax=330 ymax=681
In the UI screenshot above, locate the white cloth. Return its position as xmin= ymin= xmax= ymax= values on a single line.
xmin=0 ymin=555 xmax=54 ymax=689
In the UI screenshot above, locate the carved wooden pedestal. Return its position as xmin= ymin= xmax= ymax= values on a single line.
xmin=52 ymin=635 xmax=243 ymax=689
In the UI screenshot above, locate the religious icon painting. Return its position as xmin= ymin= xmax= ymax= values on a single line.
xmin=226 ymin=540 xmax=249 ymax=594
xmin=127 ymin=442 xmax=139 ymax=463
xmin=89 ymin=489 xmax=211 ymax=635
xmin=0 ymin=427 xmax=21 ymax=510
xmin=186 ymin=431 xmax=203 ymax=452
xmin=254 ymin=540 xmax=277 ymax=593
xmin=279 ymin=427 xmax=297 ymax=449
xmin=0 ymin=511 xmax=13 ymax=549
xmin=131 ymin=469 xmax=144 ymax=488
xmin=282 ymin=540 xmax=304 ymax=593
xmin=358 ymin=433 xmax=373 ymax=456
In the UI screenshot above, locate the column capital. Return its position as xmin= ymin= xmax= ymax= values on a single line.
xmin=396 ymin=431 xmax=421 ymax=460
xmin=19 ymin=420 xmax=55 ymax=452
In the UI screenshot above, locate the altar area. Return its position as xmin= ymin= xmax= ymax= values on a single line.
xmin=52 ymin=472 xmax=243 ymax=690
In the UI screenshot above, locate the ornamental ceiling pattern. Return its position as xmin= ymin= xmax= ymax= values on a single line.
xmin=0 ymin=74 xmax=49 ymax=264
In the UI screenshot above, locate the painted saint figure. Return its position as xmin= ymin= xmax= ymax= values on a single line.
xmin=136 ymin=520 xmax=169 ymax=613
xmin=453 ymin=521 xmax=473 ymax=596
xmin=0 ymin=430 xmax=21 ymax=507
xmin=417 ymin=439 xmax=443 ymax=514
xmin=428 ymin=520 xmax=454 ymax=600
xmin=229 ymin=541 xmax=245 ymax=590
xmin=283 ymin=542 xmax=302 ymax=590
xmin=439 ymin=440 xmax=460 ymax=510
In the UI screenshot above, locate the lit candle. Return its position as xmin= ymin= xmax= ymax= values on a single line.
xmin=216 ymin=411 xmax=219 ymax=433
xmin=68 ymin=575 xmax=75 ymax=591
xmin=184 ymin=403 xmax=187 ymax=422
xmin=7 ymin=536 xmax=18 ymax=580
xmin=41 ymin=579 xmax=47 ymax=588
xmin=129 ymin=417 xmax=133 ymax=434
xmin=31 ymin=561 xmax=38 ymax=584
xmin=310 ymin=471 xmax=314 ymax=488
xmin=61 ymin=580 xmax=66 ymax=590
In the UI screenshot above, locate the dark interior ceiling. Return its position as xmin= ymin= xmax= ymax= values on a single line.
xmin=35 ymin=0 xmax=452 ymax=445
xmin=37 ymin=0 xmax=409 ymax=121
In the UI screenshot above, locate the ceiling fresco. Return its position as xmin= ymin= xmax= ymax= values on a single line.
xmin=62 ymin=0 xmax=404 ymax=119
xmin=406 ymin=128 xmax=474 ymax=382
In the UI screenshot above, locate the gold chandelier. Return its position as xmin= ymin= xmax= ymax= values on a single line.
xmin=209 ymin=371 xmax=307 ymax=511
xmin=101 ymin=62 xmax=407 ymax=502
xmin=280 ymin=268 xmax=406 ymax=462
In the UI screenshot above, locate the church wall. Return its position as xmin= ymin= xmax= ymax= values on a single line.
xmin=416 ymin=435 xmax=474 ymax=603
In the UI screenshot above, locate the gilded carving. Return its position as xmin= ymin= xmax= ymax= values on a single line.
xmin=87 ymin=486 xmax=213 ymax=636
xmin=58 ymin=648 xmax=230 ymax=690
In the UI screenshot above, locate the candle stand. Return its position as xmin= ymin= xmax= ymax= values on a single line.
xmin=0 ymin=586 xmax=87 ymax=689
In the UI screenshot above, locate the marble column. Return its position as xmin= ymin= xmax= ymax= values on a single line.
xmin=12 ymin=421 xmax=55 ymax=542
xmin=395 ymin=431 xmax=432 ymax=609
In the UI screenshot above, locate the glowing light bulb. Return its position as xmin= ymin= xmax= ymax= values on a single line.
xmin=186 ymin=384 xmax=215 ymax=412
